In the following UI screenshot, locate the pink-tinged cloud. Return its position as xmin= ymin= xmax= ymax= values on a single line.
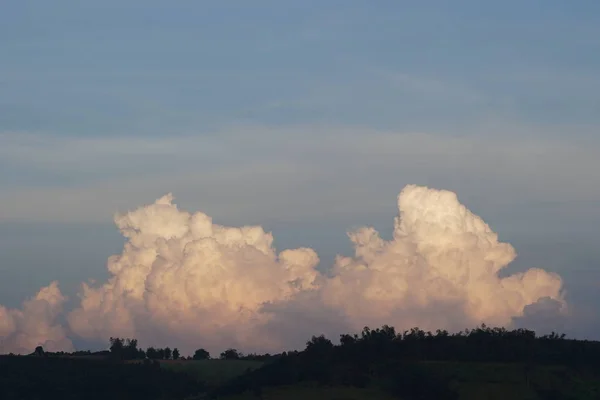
xmin=63 ymin=185 xmax=564 ymax=355
xmin=0 ymin=281 xmax=73 ymax=354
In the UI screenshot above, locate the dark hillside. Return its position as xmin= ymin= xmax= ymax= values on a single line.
xmin=210 ymin=326 xmax=600 ymax=400
xmin=2 ymin=325 xmax=600 ymax=400
xmin=0 ymin=355 xmax=204 ymax=400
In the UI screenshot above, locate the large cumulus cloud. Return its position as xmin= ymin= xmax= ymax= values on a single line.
xmin=63 ymin=185 xmax=565 ymax=354
xmin=67 ymin=194 xmax=320 ymax=353
xmin=306 ymin=185 xmax=564 ymax=333
xmin=0 ymin=185 xmax=566 ymax=354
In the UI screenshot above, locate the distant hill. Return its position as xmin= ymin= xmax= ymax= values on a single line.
xmin=2 ymin=325 xmax=600 ymax=400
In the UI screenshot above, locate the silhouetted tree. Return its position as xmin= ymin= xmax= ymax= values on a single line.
xmin=109 ymin=337 xmax=146 ymax=360
xmin=146 ymin=347 xmax=160 ymax=360
xmin=125 ymin=338 xmax=145 ymax=360
xmin=157 ymin=348 xmax=165 ymax=360
xmin=164 ymin=347 xmax=172 ymax=360
xmin=172 ymin=348 xmax=180 ymax=360
xmin=193 ymin=348 xmax=210 ymax=360
xmin=220 ymin=348 xmax=241 ymax=360
xmin=33 ymin=346 xmax=45 ymax=357
xmin=109 ymin=337 xmax=124 ymax=359
xmin=305 ymin=335 xmax=334 ymax=357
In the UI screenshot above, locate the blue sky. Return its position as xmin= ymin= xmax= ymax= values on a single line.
xmin=1 ymin=1 xmax=600 ymax=339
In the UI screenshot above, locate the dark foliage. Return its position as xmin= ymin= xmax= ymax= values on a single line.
xmin=144 ymin=346 xmax=176 ymax=360
xmin=3 ymin=324 xmax=600 ymax=400
xmin=325 ymin=324 xmax=600 ymax=367
xmin=33 ymin=346 xmax=45 ymax=357
xmin=220 ymin=348 xmax=242 ymax=360
xmin=109 ymin=337 xmax=146 ymax=360
xmin=211 ymin=324 xmax=600 ymax=400
xmin=164 ymin=347 xmax=172 ymax=360
xmin=239 ymin=352 xmax=282 ymax=362
xmin=193 ymin=348 xmax=211 ymax=360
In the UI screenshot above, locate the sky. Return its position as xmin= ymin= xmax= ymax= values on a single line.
xmin=1 ymin=1 xmax=600 ymax=354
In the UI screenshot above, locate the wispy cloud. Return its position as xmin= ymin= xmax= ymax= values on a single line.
xmin=1 ymin=126 xmax=599 ymax=224
xmin=368 ymin=67 xmax=484 ymax=104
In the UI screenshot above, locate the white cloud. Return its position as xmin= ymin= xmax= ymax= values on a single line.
xmin=64 ymin=185 xmax=565 ymax=355
xmin=67 ymin=193 xmax=321 ymax=353
xmin=0 ymin=282 xmax=73 ymax=354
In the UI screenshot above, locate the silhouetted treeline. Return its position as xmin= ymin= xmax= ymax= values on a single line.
xmin=10 ymin=324 xmax=600 ymax=367
xmin=3 ymin=324 xmax=600 ymax=400
xmin=211 ymin=324 xmax=600 ymax=400
xmin=239 ymin=352 xmax=282 ymax=362
xmin=108 ymin=337 xmax=183 ymax=361
xmin=33 ymin=349 xmax=110 ymax=358
xmin=325 ymin=324 xmax=600 ymax=366
xmin=106 ymin=337 xmax=281 ymax=362
xmin=111 ymin=324 xmax=600 ymax=367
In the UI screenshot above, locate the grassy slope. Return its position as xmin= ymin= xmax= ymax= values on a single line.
xmin=424 ymin=361 xmax=539 ymax=400
xmin=422 ymin=361 xmax=600 ymax=400
xmin=208 ymin=360 xmax=600 ymax=400
xmin=160 ymin=359 xmax=263 ymax=385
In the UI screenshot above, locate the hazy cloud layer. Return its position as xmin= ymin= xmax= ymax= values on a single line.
xmin=1 ymin=128 xmax=599 ymax=225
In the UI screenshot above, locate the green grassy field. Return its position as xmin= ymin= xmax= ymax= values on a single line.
xmin=160 ymin=359 xmax=263 ymax=385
